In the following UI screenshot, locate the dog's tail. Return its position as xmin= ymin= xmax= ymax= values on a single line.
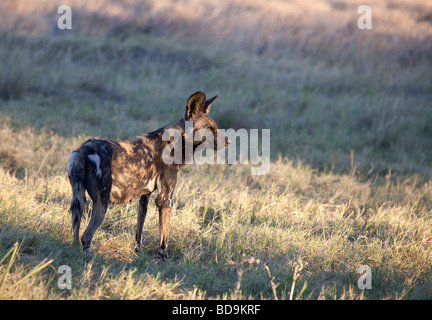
xmin=68 ymin=147 xmax=87 ymax=241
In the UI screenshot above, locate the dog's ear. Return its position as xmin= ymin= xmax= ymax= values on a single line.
xmin=204 ymin=95 xmax=218 ymax=114
xmin=186 ymin=91 xmax=206 ymax=120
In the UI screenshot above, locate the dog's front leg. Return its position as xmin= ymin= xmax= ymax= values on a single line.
xmin=155 ymin=169 xmax=177 ymax=258
xmin=158 ymin=205 xmax=171 ymax=258
xmin=135 ymin=194 xmax=150 ymax=252
xmin=155 ymin=190 xmax=174 ymax=258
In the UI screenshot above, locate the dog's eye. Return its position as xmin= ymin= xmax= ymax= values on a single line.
xmin=207 ymin=126 xmax=213 ymax=131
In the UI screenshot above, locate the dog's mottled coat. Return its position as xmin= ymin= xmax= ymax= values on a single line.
xmin=68 ymin=91 xmax=229 ymax=257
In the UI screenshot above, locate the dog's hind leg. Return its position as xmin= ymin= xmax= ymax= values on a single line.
xmin=81 ymin=190 xmax=109 ymax=253
xmin=135 ymin=194 xmax=150 ymax=252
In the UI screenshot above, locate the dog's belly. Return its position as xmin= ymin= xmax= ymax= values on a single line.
xmin=109 ymin=171 xmax=157 ymax=204
xmin=106 ymin=139 xmax=158 ymax=204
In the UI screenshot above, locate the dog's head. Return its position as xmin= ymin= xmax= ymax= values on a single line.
xmin=184 ymin=91 xmax=230 ymax=150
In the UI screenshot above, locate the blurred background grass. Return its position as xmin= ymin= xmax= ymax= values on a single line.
xmin=0 ymin=0 xmax=431 ymax=178
xmin=0 ymin=0 xmax=432 ymax=300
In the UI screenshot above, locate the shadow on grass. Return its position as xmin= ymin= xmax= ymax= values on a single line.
xmin=0 ymin=219 xmax=284 ymax=299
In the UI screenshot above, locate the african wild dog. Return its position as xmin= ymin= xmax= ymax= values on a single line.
xmin=68 ymin=91 xmax=230 ymax=258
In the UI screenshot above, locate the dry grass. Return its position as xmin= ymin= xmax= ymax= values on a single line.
xmin=0 ymin=0 xmax=432 ymax=300
xmin=1 ymin=127 xmax=432 ymax=299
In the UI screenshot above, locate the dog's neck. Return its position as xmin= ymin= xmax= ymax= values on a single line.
xmin=144 ymin=117 xmax=197 ymax=166
xmin=145 ymin=117 xmax=186 ymax=140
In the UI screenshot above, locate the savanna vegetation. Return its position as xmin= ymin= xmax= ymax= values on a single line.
xmin=0 ymin=0 xmax=431 ymax=300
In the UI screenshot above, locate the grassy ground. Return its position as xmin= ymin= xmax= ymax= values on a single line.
xmin=0 ymin=0 xmax=432 ymax=299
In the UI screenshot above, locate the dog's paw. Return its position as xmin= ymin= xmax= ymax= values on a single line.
xmin=158 ymin=248 xmax=168 ymax=259
xmin=134 ymin=244 xmax=142 ymax=253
